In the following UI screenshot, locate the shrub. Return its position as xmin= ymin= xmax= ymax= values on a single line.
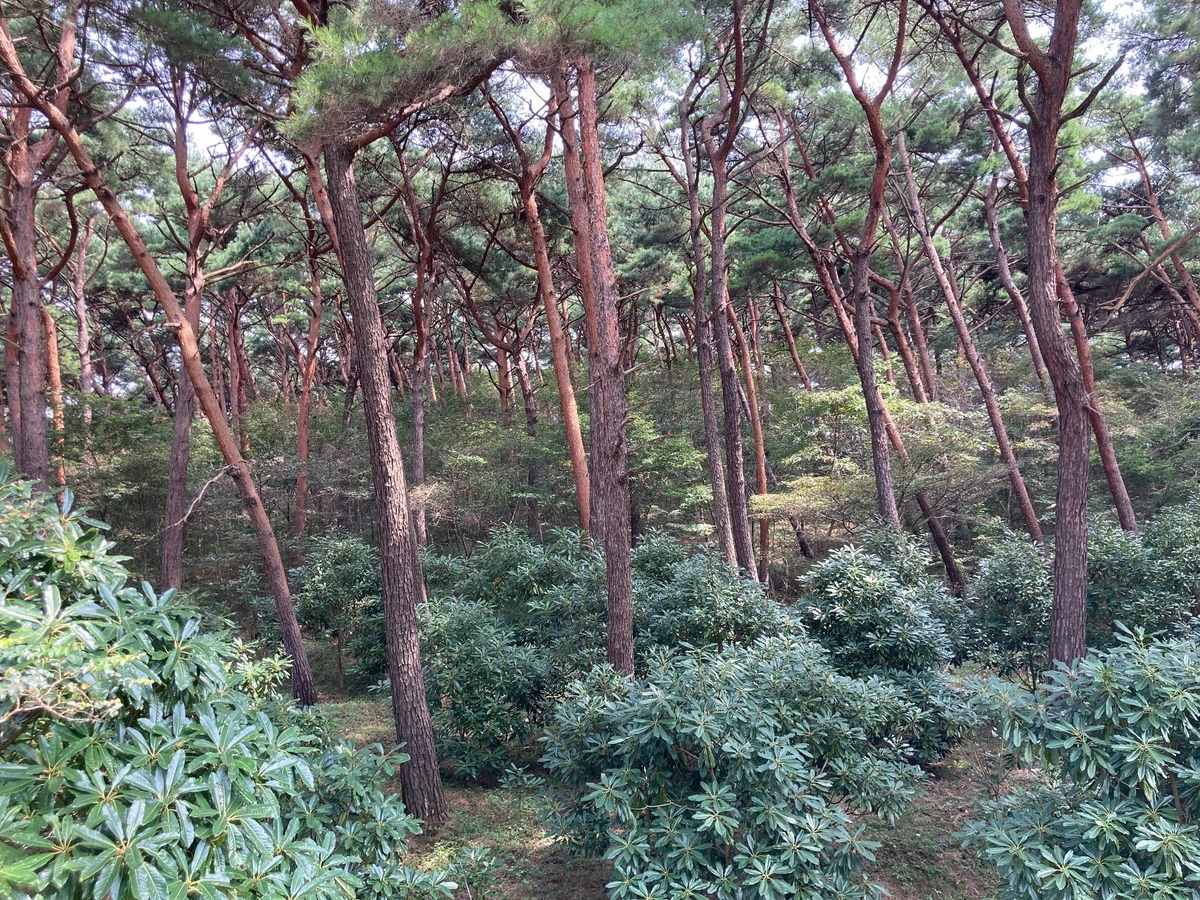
xmin=539 ymin=636 xmax=926 ymax=899
xmin=962 ymin=630 xmax=1200 ymax=900
xmin=350 ymin=527 xmax=792 ymax=777
xmin=972 ymin=506 xmax=1200 ymax=687
xmin=802 ymin=543 xmax=975 ymax=761
xmin=0 ymin=477 xmax=454 ymax=900
xmin=1087 ymin=519 xmax=1192 ymax=638
xmin=293 ymin=531 xmax=381 ymax=688
xmin=971 ymin=533 xmax=1053 ymax=688
xmin=420 ymin=597 xmax=552 ymax=778
xmin=633 ymin=531 xmax=787 ymax=653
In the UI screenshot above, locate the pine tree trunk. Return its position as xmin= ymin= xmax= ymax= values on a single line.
xmin=702 ymin=123 xmax=757 ymax=572
xmin=295 ymin=256 xmax=323 ymax=543
xmin=5 ymin=313 xmax=20 ymax=463
xmin=324 ymin=140 xmax=445 ymax=822
xmin=983 ymin=176 xmax=1048 ymax=390
xmin=770 ymin=284 xmax=812 ymax=390
xmin=727 ymin=304 xmax=770 ymax=583
xmin=161 ymin=284 xmax=201 ymax=592
xmin=10 ymin=179 xmax=49 ymax=490
xmin=520 ymin=167 xmax=590 ymax=533
xmin=11 ymin=69 xmax=320 ymax=703
xmin=680 ymin=95 xmax=737 ymax=563
xmin=73 ymin=214 xmax=96 ymax=429
xmin=41 ymin=308 xmax=65 ymax=488
xmin=576 ymin=60 xmax=635 ymax=675
xmin=1001 ymin=0 xmax=1091 ymax=664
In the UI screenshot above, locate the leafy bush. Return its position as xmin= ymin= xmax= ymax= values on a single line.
xmin=971 ymin=533 xmax=1053 ymax=688
xmin=972 ymin=506 xmax=1200 ymax=687
xmin=0 ymin=477 xmax=454 ymax=900
xmin=802 ymin=541 xmax=975 ymax=761
xmin=293 ymin=532 xmax=382 ymax=687
xmin=1087 ymin=519 xmax=1193 ymax=638
xmin=962 ymin=630 xmax=1200 ymax=900
xmin=420 ymin=597 xmax=552 ymax=778
xmin=539 ymin=635 xmax=927 ymax=899
xmin=344 ymin=526 xmax=790 ymax=777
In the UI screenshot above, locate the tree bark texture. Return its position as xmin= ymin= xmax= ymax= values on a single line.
xmin=324 ymin=140 xmax=446 ymax=823
xmin=575 ymin=60 xmax=635 ymax=675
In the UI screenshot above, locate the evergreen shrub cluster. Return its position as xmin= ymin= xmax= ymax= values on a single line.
xmin=801 ymin=533 xmax=976 ymax=762
xmin=0 ymin=476 xmax=454 ymax=900
xmin=539 ymin=635 xmax=927 ymax=899
xmin=963 ymin=630 xmax=1200 ymax=900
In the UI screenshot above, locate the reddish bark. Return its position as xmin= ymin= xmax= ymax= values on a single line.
xmin=0 ymin=24 xmax=319 ymax=705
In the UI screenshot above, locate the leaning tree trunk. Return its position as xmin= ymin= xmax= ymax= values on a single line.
xmin=324 ymin=139 xmax=446 ymax=824
xmin=0 ymin=38 xmax=320 ymax=705
xmin=519 ymin=153 xmax=591 ymax=534
xmin=42 ymin=308 xmax=65 ymax=488
xmin=161 ymin=289 xmax=200 ymax=592
xmin=898 ymin=135 xmax=1043 ymax=545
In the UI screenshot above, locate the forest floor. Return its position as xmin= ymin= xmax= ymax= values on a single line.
xmin=325 ymin=696 xmax=999 ymax=900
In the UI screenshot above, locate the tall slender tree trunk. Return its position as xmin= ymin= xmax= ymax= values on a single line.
xmin=4 ymin=48 xmax=320 ymax=702
xmin=680 ymin=95 xmax=737 ymax=562
xmin=295 ymin=255 xmax=323 ymax=543
xmin=574 ymin=60 xmax=635 ymax=675
xmin=324 ymin=140 xmax=445 ymax=822
xmin=73 ymin=213 xmax=96 ymax=429
xmin=5 ymin=313 xmax=20 ymax=463
xmin=553 ymin=70 xmax=607 ymax=545
xmin=1002 ymin=0 xmax=1091 ymax=664
xmin=495 ymin=87 xmax=593 ymax=534
xmin=161 ymin=295 xmax=200 ymax=592
xmin=727 ymin=303 xmax=770 ymax=582
xmin=411 ymin=336 xmax=430 ymax=548
xmin=42 ymin=307 xmax=65 ymax=488
xmin=897 ymin=135 xmax=1043 ymax=545
xmin=524 ymin=184 xmax=590 ymax=532
xmin=770 ymin=284 xmax=812 ymax=390
xmin=702 ymin=119 xmax=757 ymax=572
xmin=983 ymin=176 xmax=1048 ymax=390
xmin=10 ymin=180 xmax=48 ymax=490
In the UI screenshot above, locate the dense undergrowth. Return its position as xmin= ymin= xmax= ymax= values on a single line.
xmin=5 ymin=472 xmax=1200 ymax=899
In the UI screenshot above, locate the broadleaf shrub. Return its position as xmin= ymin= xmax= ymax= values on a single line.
xmin=802 ymin=538 xmax=975 ymax=762
xmin=962 ymin=630 xmax=1200 ymax=899
xmin=419 ymin=597 xmax=552 ymax=778
xmin=972 ymin=505 xmax=1200 ymax=686
xmin=539 ymin=635 xmax=926 ymax=899
xmin=0 ymin=477 xmax=455 ymax=900
xmin=355 ymin=527 xmax=788 ymax=777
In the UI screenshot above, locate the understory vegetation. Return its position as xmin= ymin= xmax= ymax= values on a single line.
xmin=5 ymin=0 xmax=1200 ymax=897
xmin=5 ymin=473 xmax=1200 ymax=898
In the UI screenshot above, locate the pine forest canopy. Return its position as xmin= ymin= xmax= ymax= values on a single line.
xmin=1 ymin=0 xmax=1200 ymax=856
